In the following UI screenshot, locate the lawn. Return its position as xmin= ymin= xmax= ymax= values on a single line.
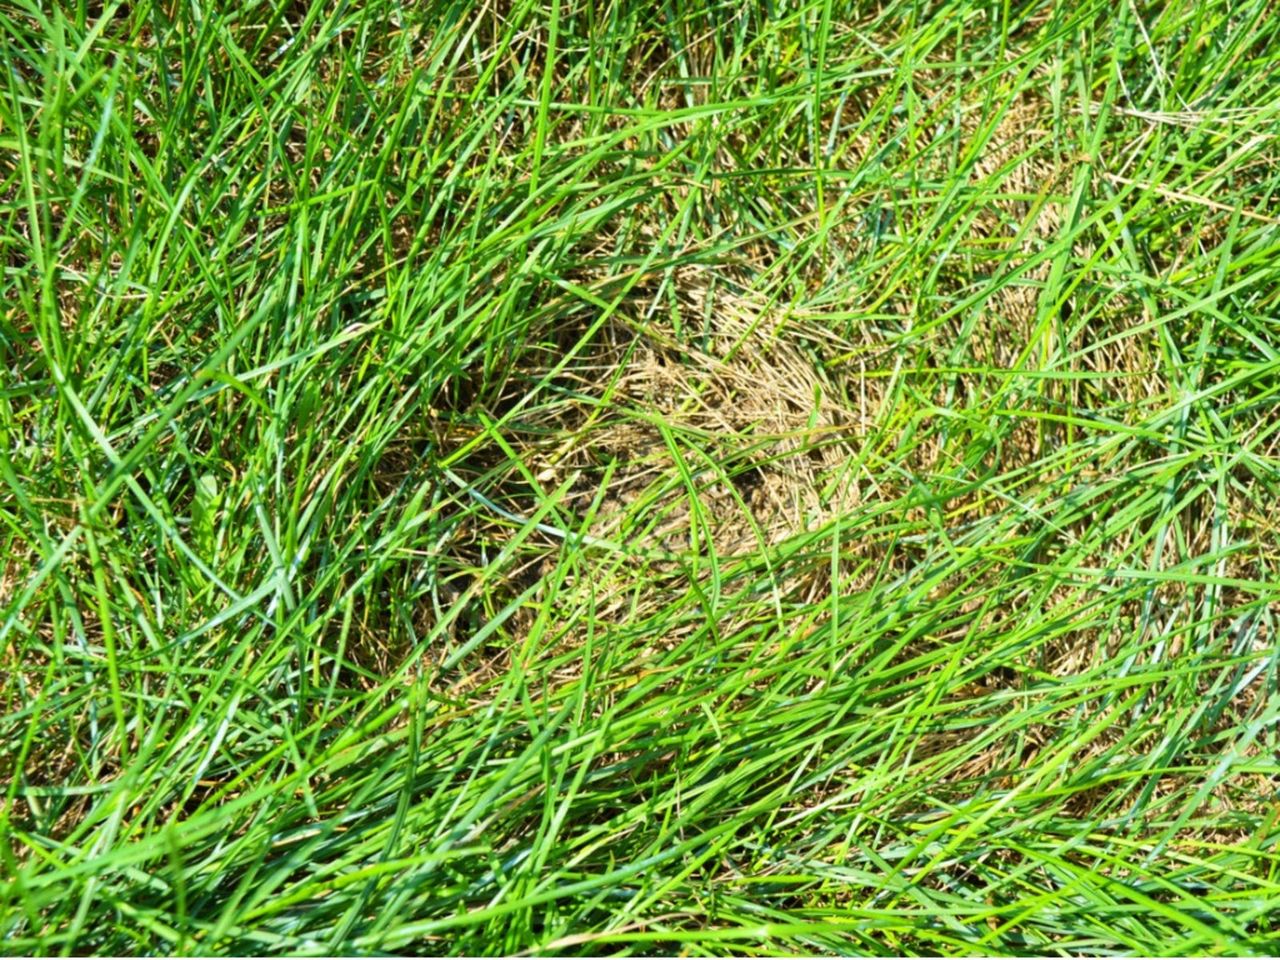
xmin=3 ymin=0 xmax=1280 ymax=954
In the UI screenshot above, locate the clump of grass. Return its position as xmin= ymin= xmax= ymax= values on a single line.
xmin=3 ymin=0 xmax=1280 ymax=954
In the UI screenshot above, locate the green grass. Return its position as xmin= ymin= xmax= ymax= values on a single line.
xmin=3 ymin=0 xmax=1280 ymax=954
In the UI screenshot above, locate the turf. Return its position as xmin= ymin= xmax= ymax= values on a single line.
xmin=3 ymin=0 xmax=1280 ymax=954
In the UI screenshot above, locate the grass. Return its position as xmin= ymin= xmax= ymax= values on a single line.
xmin=3 ymin=0 xmax=1280 ymax=954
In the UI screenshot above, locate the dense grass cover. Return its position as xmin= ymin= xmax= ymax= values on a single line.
xmin=4 ymin=0 xmax=1280 ymax=954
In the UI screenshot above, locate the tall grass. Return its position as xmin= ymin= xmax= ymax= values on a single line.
xmin=3 ymin=0 xmax=1280 ymax=953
